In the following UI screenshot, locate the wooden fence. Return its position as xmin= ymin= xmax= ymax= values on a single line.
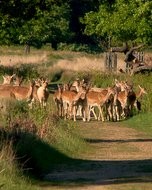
xmin=136 ymin=51 xmax=144 ymax=62
xmin=104 ymin=51 xmax=144 ymax=72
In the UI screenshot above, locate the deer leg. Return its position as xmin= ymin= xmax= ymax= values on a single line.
xmin=90 ymin=106 xmax=98 ymax=120
xmin=98 ymin=106 xmax=104 ymax=121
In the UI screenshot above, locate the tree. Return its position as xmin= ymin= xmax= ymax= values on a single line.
xmin=0 ymin=0 xmax=73 ymax=48
xmin=81 ymin=0 xmax=152 ymax=46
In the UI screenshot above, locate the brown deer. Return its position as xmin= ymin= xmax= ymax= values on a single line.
xmin=0 ymin=80 xmax=35 ymax=109
xmin=84 ymin=87 xmax=115 ymax=122
xmin=1 ymin=74 xmax=16 ymax=85
xmin=36 ymin=79 xmax=49 ymax=107
xmin=128 ymin=85 xmax=147 ymax=114
xmin=61 ymin=86 xmax=87 ymax=121
xmin=53 ymin=84 xmax=63 ymax=117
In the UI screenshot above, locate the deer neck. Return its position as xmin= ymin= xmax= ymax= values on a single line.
xmin=99 ymin=90 xmax=112 ymax=103
xmin=73 ymin=91 xmax=84 ymax=102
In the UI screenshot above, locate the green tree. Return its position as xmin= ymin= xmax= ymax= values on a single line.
xmin=0 ymin=0 xmax=72 ymax=48
xmin=82 ymin=0 xmax=152 ymax=46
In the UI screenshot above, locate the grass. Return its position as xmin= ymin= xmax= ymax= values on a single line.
xmin=123 ymin=112 xmax=152 ymax=136
xmin=0 ymin=140 xmax=40 ymax=190
xmin=0 ymin=95 xmax=88 ymax=189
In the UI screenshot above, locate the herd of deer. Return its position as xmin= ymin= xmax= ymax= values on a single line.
xmin=53 ymin=78 xmax=147 ymax=122
xmin=0 ymin=74 xmax=147 ymax=122
xmin=0 ymin=74 xmax=49 ymax=109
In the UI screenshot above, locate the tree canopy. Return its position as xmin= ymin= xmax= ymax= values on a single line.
xmin=82 ymin=0 xmax=152 ymax=46
xmin=0 ymin=0 xmax=151 ymax=49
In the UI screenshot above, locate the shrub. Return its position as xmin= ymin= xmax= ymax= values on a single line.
xmin=57 ymin=43 xmax=102 ymax=54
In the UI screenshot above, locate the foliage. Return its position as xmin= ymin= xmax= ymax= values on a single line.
xmin=1 ymin=0 xmax=151 ymax=49
xmin=0 ymin=94 xmax=87 ymax=178
xmin=82 ymin=0 xmax=152 ymax=45
xmin=0 ymin=0 xmax=73 ymax=48
xmin=57 ymin=42 xmax=102 ymax=53
xmin=0 ymin=64 xmax=39 ymax=81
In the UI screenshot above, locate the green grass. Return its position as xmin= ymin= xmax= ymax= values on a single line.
xmin=0 ymin=141 xmax=41 ymax=190
xmin=0 ymin=95 xmax=88 ymax=189
xmin=123 ymin=112 xmax=152 ymax=136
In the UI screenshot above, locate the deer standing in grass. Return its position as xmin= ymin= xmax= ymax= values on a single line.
xmin=0 ymin=80 xmax=35 ymax=109
xmin=112 ymin=80 xmax=134 ymax=121
xmin=84 ymin=87 xmax=116 ymax=122
xmin=61 ymin=86 xmax=87 ymax=121
xmin=37 ymin=79 xmax=49 ymax=107
xmin=128 ymin=85 xmax=147 ymax=114
xmin=53 ymin=84 xmax=63 ymax=117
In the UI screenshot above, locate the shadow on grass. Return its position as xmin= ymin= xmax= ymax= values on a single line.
xmin=84 ymin=138 xmax=152 ymax=143
xmin=0 ymin=128 xmax=152 ymax=188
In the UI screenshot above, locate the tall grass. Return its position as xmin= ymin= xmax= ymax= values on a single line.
xmin=0 ymin=140 xmax=39 ymax=190
xmin=0 ymin=97 xmax=88 ymax=181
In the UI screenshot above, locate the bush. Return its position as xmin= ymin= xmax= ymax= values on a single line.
xmin=57 ymin=43 xmax=102 ymax=54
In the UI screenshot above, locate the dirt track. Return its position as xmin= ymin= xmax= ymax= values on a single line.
xmin=43 ymin=122 xmax=152 ymax=190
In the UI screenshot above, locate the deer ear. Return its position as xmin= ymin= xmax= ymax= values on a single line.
xmin=11 ymin=74 xmax=16 ymax=78
xmin=138 ymin=85 xmax=141 ymax=89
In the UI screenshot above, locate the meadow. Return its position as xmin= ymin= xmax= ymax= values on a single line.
xmin=0 ymin=46 xmax=152 ymax=190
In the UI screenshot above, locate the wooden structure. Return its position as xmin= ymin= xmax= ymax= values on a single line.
xmin=136 ymin=51 xmax=144 ymax=62
xmin=104 ymin=52 xmax=117 ymax=72
xmin=24 ymin=40 xmax=31 ymax=54
xmin=131 ymin=65 xmax=152 ymax=75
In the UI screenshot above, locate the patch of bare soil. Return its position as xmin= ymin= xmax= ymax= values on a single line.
xmin=42 ymin=122 xmax=152 ymax=190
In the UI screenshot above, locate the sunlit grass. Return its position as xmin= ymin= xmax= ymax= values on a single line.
xmin=123 ymin=112 xmax=152 ymax=136
xmin=0 ymin=54 xmax=48 ymax=66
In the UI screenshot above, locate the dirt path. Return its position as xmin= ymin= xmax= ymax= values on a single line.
xmin=42 ymin=122 xmax=152 ymax=190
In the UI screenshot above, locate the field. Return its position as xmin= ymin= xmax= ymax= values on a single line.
xmin=0 ymin=46 xmax=152 ymax=190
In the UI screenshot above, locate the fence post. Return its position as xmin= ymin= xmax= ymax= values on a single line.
xmin=112 ymin=53 xmax=117 ymax=71
xmin=104 ymin=52 xmax=117 ymax=72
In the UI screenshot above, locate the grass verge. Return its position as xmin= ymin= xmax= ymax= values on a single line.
xmin=123 ymin=112 xmax=152 ymax=136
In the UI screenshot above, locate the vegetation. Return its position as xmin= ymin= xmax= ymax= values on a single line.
xmin=0 ymin=47 xmax=151 ymax=189
xmin=0 ymin=2 xmax=151 ymax=188
xmin=0 ymin=99 xmax=87 ymax=189
xmin=0 ymin=0 xmax=151 ymax=49
xmin=82 ymin=0 xmax=152 ymax=45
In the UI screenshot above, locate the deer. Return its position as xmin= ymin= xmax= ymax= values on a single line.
xmin=53 ymin=84 xmax=63 ymax=117
xmin=61 ymin=86 xmax=87 ymax=121
xmin=36 ymin=79 xmax=50 ymax=107
xmin=1 ymin=74 xmax=16 ymax=85
xmin=0 ymin=90 xmax=16 ymax=111
xmin=113 ymin=80 xmax=135 ymax=121
xmin=13 ymin=75 xmax=24 ymax=86
xmin=10 ymin=80 xmax=35 ymax=101
xmin=84 ymin=87 xmax=116 ymax=122
xmin=87 ymin=83 xmax=121 ymax=122
xmin=68 ymin=78 xmax=86 ymax=116
xmin=127 ymin=85 xmax=147 ymax=114
xmin=0 ymin=80 xmax=35 ymax=109
xmin=69 ymin=78 xmax=80 ymax=92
